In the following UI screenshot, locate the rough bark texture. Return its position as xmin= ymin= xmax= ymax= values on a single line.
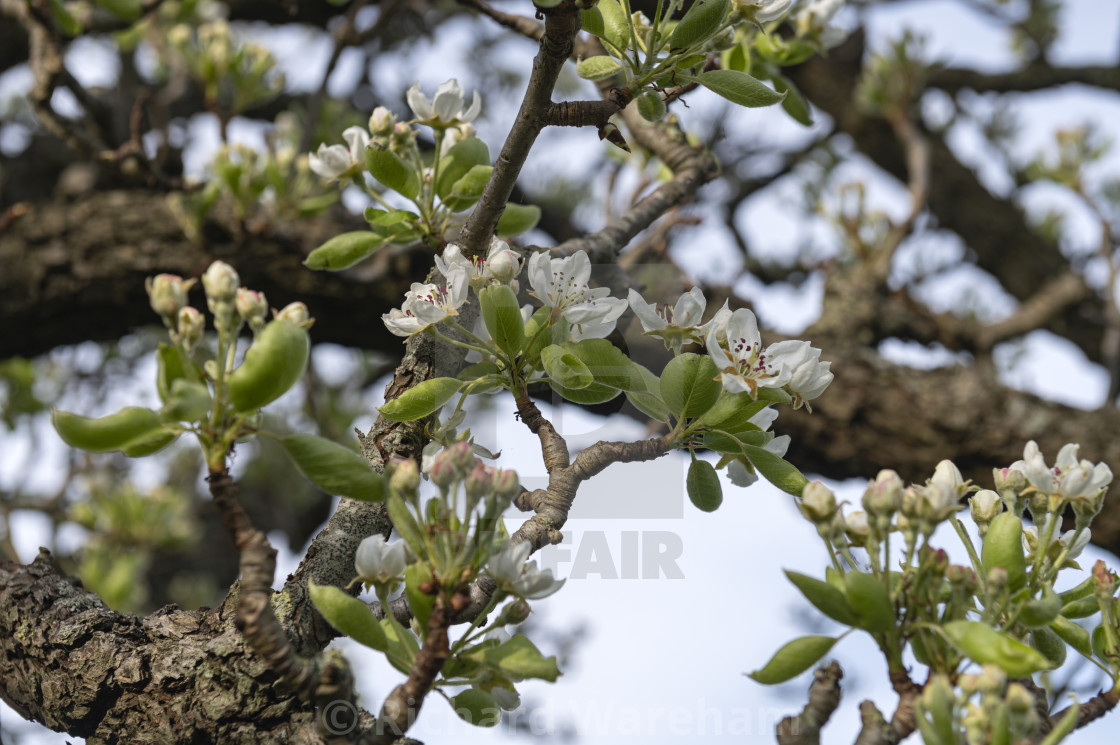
xmin=0 ymin=550 xmax=320 ymax=744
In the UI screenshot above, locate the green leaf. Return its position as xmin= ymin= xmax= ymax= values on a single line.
xmin=523 ymin=307 xmax=567 ymax=368
xmin=721 ymin=36 xmax=751 ymax=74
xmin=120 ymin=427 xmax=181 ymax=457
xmin=228 ymin=320 xmax=310 ymax=412
xmin=156 ymin=343 xmax=199 ymax=403
xmin=496 ymin=203 xmax=541 ymax=237
xmin=280 ymin=434 xmax=384 ymax=502
xmin=756 ymin=386 xmax=793 ymax=405
xmin=580 ymin=7 xmax=605 ymax=38
xmin=96 ymin=0 xmax=143 ymax=21
xmin=593 ymin=0 xmax=630 ymax=53
xmin=940 ymin=621 xmax=1053 ymax=676
xmin=772 ymin=74 xmax=813 ymax=126
xmin=625 ymin=364 xmax=671 ymax=423
xmin=436 ymin=137 xmax=491 ymax=199
xmin=635 ymin=90 xmax=667 ymax=122
xmin=843 ymin=571 xmax=895 ymax=633
xmin=577 ymin=56 xmax=624 ymax=81
xmin=405 ymin=563 xmax=436 ymax=637
xmin=563 ymin=339 xmax=644 ymax=390
xmin=690 ymin=69 xmax=785 ymax=108
xmin=378 ymin=377 xmax=462 ymax=422
xmin=450 ymin=688 xmax=500 ymax=727
xmin=365 ymin=146 xmax=420 ymax=199
xmin=160 ymin=379 xmax=211 ymax=422
xmin=304 ymin=231 xmax=385 ymax=271
xmin=687 ymin=457 xmax=723 ymax=512
xmin=51 ymin=0 xmax=82 ymax=35
xmin=747 ymin=635 xmax=839 ymax=685
xmin=387 ymin=490 xmax=426 ymax=558
xmin=479 ymin=285 xmax=525 ymax=359
xmin=696 ymin=392 xmax=768 ymax=430
xmin=660 ymin=353 xmax=722 ymax=420
xmin=308 ymin=581 xmax=388 ymax=651
xmin=382 ymin=617 xmax=420 ymax=674
xmin=541 ymin=345 xmax=594 ymax=389
xmin=548 ymin=380 xmax=621 ymax=405
xmin=442 ymin=164 xmax=493 ymax=212
xmin=784 ymin=571 xmax=858 ymax=626
xmin=982 ymin=512 xmax=1028 ymax=591
xmin=743 ymin=444 xmax=808 ymax=496
xmin=1049 ymin=616 xmax=1092 ymax=659
xmin=465 ymin=634 xmax=560 ymax=682
xmin=52 ymin=406 xmax=163 ymax=453
xmin=669 ymin=0 xmax=729 ymax=51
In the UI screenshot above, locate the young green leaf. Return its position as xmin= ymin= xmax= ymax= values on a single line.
xmin=304 ymin=231 xmax=385 ymax=271
xmin=625 ymin=364 xmax=671 ymax=423
xmin=548 ymin=380 xmax=621 ymax=405
xmin=843 ymin=571 xmax=895 ymax=633
xmin=405 ymin=563 xmax=436 ymax=637
xmin=436 ymin=136 xmax=491 ymax=199
xmin=580 ymin=7 xmax=606 ymax=39
xmin=387 ymin=490 xmax=426 ymax=558
xmin=577 ymin=56 xmax=624 ymax=81
xmin=563 ymin=339 xmax=643 ymax=390
xmin=660 ymin=353 xmax=722 ymax=419
xmin=669 ymin=0 xmax=730 ymax=52
xmin=594 ymin=0 xmax=631 ymax=54
xmin=479 ymin=284 xmax=525 ymax=359
xmin=496 ymin=203 xmax=541 ymax=237
xmin=156 ymin=343 xmax=199 ymax=403
xmin=450 ymin=688 xmax=501 ymax=727
xmin=697 ymin=392 xmax=769 ymax=430
xmin=784 ymin=570 xmax=858 ymax=626
xmin=308 ymin=581 xmax=388 ymax=651
xmin=747 ymin=635 xmax=839 ymax=685
xmin=940 ymin=621 xmax=1053 ymax=676
xmin=281 ymin=434 xmax=384 ymax=502
xmin=120 ymin=427 xmax=181 ymax=458
xmin=542 ymin=345 xmax=594 ymax=389
xmin=464 ymin=634 xmax=560 ymax=682
xmin=635 ymin=90 xmax=667 ymax=122
xmin=160 ymin=379 xmax=212 ymax=422
xmin=687 ymin=457 xmax=723 ymax=512
xmin=1050 ymin=616 xmax=1092 ymax=658
xmin=228 ymin=320 xmax=310 ymax=412
xmin=52 ymin=406 xmax=163 ymax=453
xmin=378 ymin=377 xmax=462 ymax=422
xmin=772 ymin=74 xmax=813 ymax=126
xmin=690 ymin=69 xmax=785 ymax=108
xmin=743 ymin=444 xmax=809 ymax=496
xmin=442 ymin=164 xmax=493 ymax=212
xmin=982 ymin=512 xmax=1028 ymax=590
xmin=381 ymin=616 xmax=420 ymax=674
xmin=365 ymin=146 xmax=420 ymax=199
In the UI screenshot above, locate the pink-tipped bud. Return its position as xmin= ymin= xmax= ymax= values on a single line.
xmin=177 ymin=306 xmax=205 ymax=348
xmin=465 ymin=463 xmax=493 ymax=499
xmin=430 ymin=455 xmax=457 ymax=488
xmin=447 ymin=441 xmax=476 ymax=474
xmin=493 ymin=469 xmax=521 ymax=499
xmin=235 ymin=288 xmax=269 ymax=329
xmin=201 ymin=261 xmax=240 ymax=304
xmin=389 ymin=457 xmax=421 ymax=494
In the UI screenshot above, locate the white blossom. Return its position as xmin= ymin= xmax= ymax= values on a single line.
xmin=407 ymin=79 xmax=482 ymax=128
xmin=755 ymin=0 xmax=792 ymax=23
xmin=705 ymin=308 xmax=796 ymax=395
xmin=796 ymin=0 xmax=849 ymax=49
xmin=487 ymin=541 xmax=565 ymax=599
xmin=1009 ymin=441 xmax=1112 ymax=502
xmin=782 ymin=343 xmax=834 ymax=410
xmin=354 ymin=534 xmax=407 ymax=584
xmin=627 ymin=287 xmax=706 ymax=352
xmin=382 ymin=267 xmax=470 ymax=337
xmin=309 ymin=126 xmax=369 ymax=180
xmin=527 ymin=250 xmax=627 ymax=341
xmin=436 ymin=238 xmax=521 ymax=289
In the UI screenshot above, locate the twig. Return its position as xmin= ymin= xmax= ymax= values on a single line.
xmin=776 ymin=661 xmax=844 ymax=744
xmin=456 ymin=0 xmax=545 ymax=41
xmin=456 ymin=5 xmax=582 ymax=258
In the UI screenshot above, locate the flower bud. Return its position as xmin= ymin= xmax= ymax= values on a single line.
xmin=465 ymin=463 xmax=494 ymax=499
xmin=430 ymin=456 xmax=457 ymax=489
xmin=275 ymin=301 xmax=313 ymax=328
xmin=976 ymin=664 xmax=1006 ymax=696
xmin=986 ymin=566 xmax=1009 ymax=591
xmin=969 ymin=489 xmax=1002 ymax=530
xmin=368 ymin=106 xmax=395 ymax=138
xmin=844 ymin=510 xmax=870 ymax=546
xmin=931 ymin=459 xmax=965 ymax=495
xmin=235 ymin=288 xmax=269 ymax=331
xmin=389 ymin=457 xmax=421 ymax=494
xmin=799 ymin=481 xmax=837 ymax=524
xmin=390 ymin=122 xmax=415 ymax=153
xmin=993 ymin=466 xmax=1027 ymax=496
xmin=863 ymin=469 xmax=904 ymax=516
xmin=946 ymin=564 xmax=977 ymax=590
xmin=176 ymin=306 xmax=205 ymax=350
xmin=901 ymin=485 xmax=921 ymax=518
xmin=146 ymin=274 xmax=193 ymax=318
xmin=447 ymin=441 xmax=476 ymax=474
xmin=488 ymin=248 xmax=522 ymax=284
xmin=201 ymin=261 xmax=240 ymax=304
xmin=1005 ymin=682 xmax=1035 ymax=716
xmin=1092 ymin=559 xmax=1116 ymax=598
xmin=494 ymin=598 xmax=531 ymax=626
xmin=493 ymin=469 xmax=521 ymax=500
